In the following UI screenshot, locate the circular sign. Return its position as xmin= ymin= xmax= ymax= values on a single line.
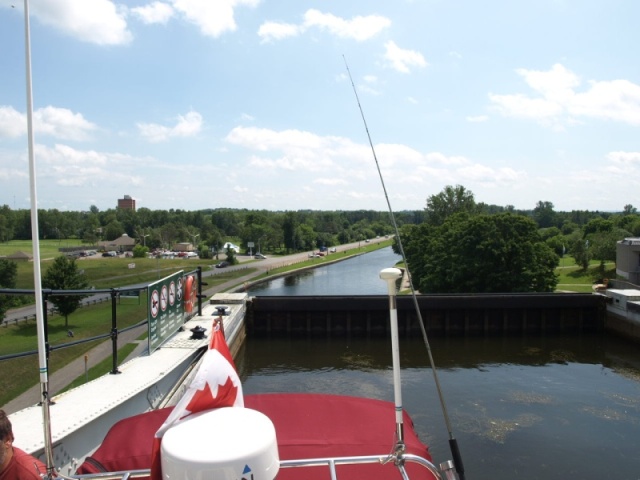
xmin=150 ymin=289 xmax=160 ymax=318
xmin=169 ymin=281 xmax=176 ymax=306
xmin=160 ymin=285 xmax=168 ymax=311
xmin=176 ymin=277 xmax=184 ymax=302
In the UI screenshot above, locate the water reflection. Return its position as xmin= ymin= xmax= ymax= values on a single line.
xmin=238 ymin=333 xmax=640 ymax=480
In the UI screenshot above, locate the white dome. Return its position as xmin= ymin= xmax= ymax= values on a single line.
xmin=161 ymin=407 xmax=279 ymax=480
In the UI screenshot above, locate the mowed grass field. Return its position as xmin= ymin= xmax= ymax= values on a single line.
xmin=0 ymin=239 xmax=224 ymax=289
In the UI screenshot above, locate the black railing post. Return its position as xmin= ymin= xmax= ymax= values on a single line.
xmin=42 ymin=291 xmax=50 ymax=369
xmin=197 ymin=266 xmax=208 ymax=316
xmin=110 ymin=289 xmax=120 ymax=374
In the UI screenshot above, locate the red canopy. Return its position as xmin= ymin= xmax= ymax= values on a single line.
xmin=77 ymin=393 xmax=436 ymax=479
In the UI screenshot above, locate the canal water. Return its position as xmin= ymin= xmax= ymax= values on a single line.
xmin=247 ymin=246 xmax=402 ymax=296
xmin=241 ymin=247 xmax=640 ymax=480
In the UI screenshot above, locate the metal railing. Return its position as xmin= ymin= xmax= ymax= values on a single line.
xmin=65 ymin=452 xmax=455 ymax=480
xmin=0 ymin=267 xmax=207 ymax=375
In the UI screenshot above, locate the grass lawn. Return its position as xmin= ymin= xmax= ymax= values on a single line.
xmin=0 ymin=297 xmax=148 ymax=407
xmin=0 ymin=239 xmax=85 ymax=259
xmin=555 ymin=257 xmax=615 ymax=293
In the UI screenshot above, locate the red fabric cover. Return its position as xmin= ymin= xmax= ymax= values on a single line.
xmin=76 ymin=394 xmax=436 ymax=480
xmin=245 ymin=393 xmax=435 ymax=480
xmin=75 ymin=407 xmax=172 ymax=477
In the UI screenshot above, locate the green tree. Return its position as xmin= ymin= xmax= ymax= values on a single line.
xmin=42 ymin=256 xmax=91 ymax=328
xmin=406 ymin=213 xmax=558 ymax=293
xmin=588 ymin=229 xmax=626 ymax=277
xmin=0 ymin=259 xmax=19 ymax=321
xmin=104 ymin=220 xmax=124 ymax=241
xmin=571 ymin=239 xmax=591 ymax=270
xmin=425 ymin=185 xmax=478 ymax=226
xmin=282 ymin=212 xmax=299 ymax=253
xmin=0 ymin=205 xmax=15 ymax=242
xmin=532 ymin=201 xmax=557 ymax=228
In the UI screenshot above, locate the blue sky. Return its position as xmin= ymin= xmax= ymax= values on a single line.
xmin=1 ymin=0 xmax=639 ymax=213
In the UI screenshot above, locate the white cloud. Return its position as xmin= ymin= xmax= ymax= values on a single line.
xmin=258 ymin=9 xmax=390 ymax=43
xmin=258 ymin=21 xmax=301 ymax=42
xmin=31 ymin=0 xmax=132 ymax=46
xmin=131 ymin=2 xmax=175 ymax=25
xmin=570 ymin=79 xmax=640 ymax=125
xmin=0 ymin=106 xmax=25 ymax=138
xmin=314 ymin=177 xmax=349 ymax=186
xmin=35 ymin=143 xmax=144 ymax=188
xmin=35 ymin=106 xmax=98 ymax=141
xmin=137 ymin=111 xmax=203 ymax=142
xmin=490 ymin=64 xmax=640 ymax=127
xmin=457 ymin=164 xmax=526 ymax=186
xmin=303 ymin=9 xmax=390 ymax=41
xmin=383 ymin=41 xmax=427 ymax=74
xmin=0 ymin=106 xmax=97 ymax=141
xmin=606 ymin=151 xmax=640 ymax=166
xmin=172 ymin=0 xmax=260 ymax=38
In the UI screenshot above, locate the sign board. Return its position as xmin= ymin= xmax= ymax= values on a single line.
xmin=247 ymin=242 xmax=254 ymax=247
xmin=148 ymin=270 xmax=184 ymax=353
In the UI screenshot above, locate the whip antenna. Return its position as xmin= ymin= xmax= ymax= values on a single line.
xmin=343 ymin=55 xmax=466 ymax=480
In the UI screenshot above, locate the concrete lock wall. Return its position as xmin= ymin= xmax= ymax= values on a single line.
xmin=245 ymin=293 xmax=607 ymax=337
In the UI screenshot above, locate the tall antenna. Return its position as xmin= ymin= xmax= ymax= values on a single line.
xmin=343 ymin=55 xmax=466 ymax=480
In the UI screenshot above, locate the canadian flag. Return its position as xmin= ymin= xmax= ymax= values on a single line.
xmin=149 ymin=319 xmax=244 ymax=480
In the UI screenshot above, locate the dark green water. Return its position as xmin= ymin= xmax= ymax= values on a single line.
xmin=236 ymin=333 xmax=640 ymax=480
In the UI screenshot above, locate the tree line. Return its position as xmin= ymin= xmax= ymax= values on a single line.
xmin=0 ymin=205 xmax=401 ymax=256
xmin=396 ymin=185 xmax=638 ymax=293
xmin=1 ymin=189 xmax=637 ymax=296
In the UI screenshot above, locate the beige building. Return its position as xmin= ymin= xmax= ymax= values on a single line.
xmin=616 ymin=238 xmax=640 ymax=285
xmin=99 ymin=233 xmax=137 ymax=252
xmin=173 ymin=242 xmax=196 ymax=252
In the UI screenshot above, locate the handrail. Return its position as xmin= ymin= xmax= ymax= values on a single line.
xmin=67 ymin=452 xmax=448 ymax=480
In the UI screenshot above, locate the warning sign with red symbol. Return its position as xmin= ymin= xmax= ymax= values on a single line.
xmin=148 ymin=270 xmax=184 ymax=353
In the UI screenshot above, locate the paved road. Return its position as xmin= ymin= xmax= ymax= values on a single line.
xmin=3 ymin=240 xmax=387 ymax=414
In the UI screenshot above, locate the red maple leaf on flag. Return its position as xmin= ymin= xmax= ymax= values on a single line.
xmin=183 ymin=376 xmax=239 ymax=418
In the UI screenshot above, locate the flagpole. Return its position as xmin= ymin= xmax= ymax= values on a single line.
xmin=23 ymin=0 xmax=55 ymax=476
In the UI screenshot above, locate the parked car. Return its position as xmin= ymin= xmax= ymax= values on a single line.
xmin=254 ymin=253 xmax=267 ymax=259
xmin=215 ymin=261 xmax=230 ymax=268
xmin=102 ymin=251 xmax=118 ymax=257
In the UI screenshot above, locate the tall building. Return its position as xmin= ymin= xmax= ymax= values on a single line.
xmin=117 ymin=195 xmax=136 ymax=211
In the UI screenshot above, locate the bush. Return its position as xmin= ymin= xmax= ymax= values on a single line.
xmin=132 ymin=245 xmax=149 ymax=258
